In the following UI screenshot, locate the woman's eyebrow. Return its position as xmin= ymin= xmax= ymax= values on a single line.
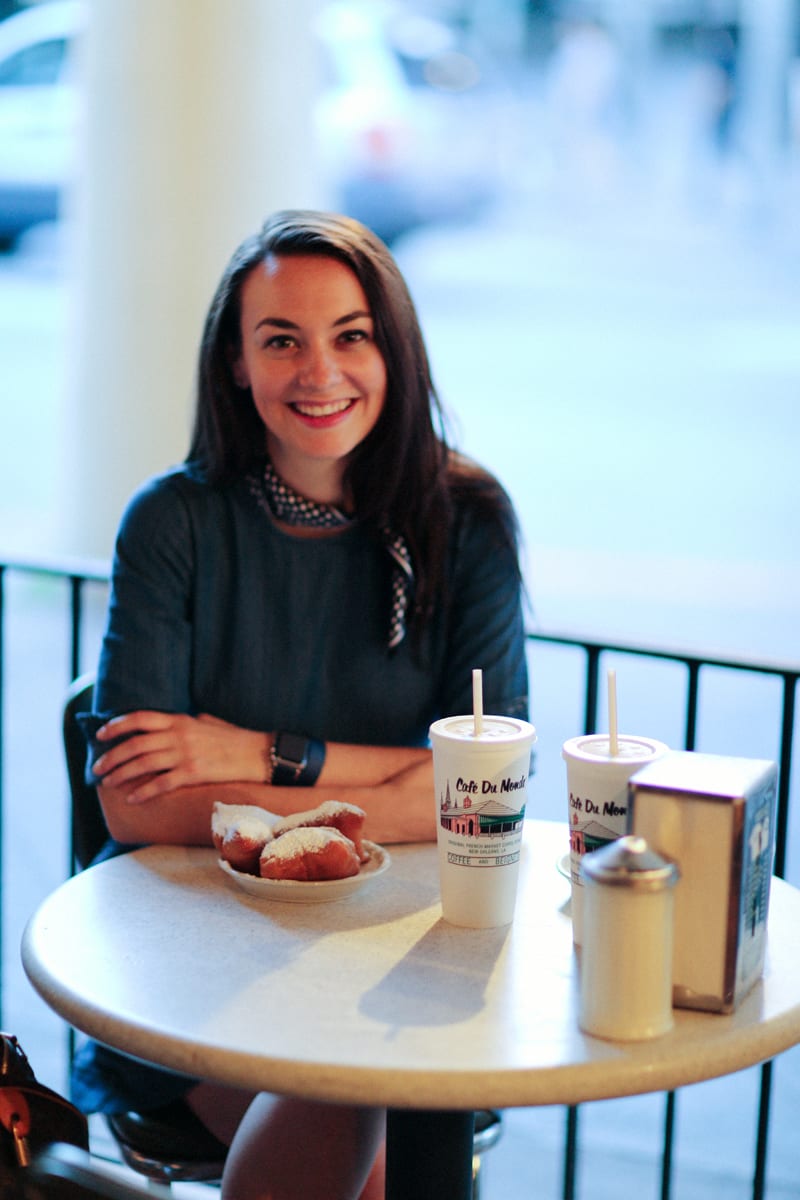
xmin=255 ymin=316 xmax=297 ymax=332
xmin=255 ymin=310 xmax=372 ymax=332
xmin=333 ymin=310 xmax=372 ymax=326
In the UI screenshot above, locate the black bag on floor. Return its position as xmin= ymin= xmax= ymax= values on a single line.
xmin=0 ymin=1033 xmax=88 ymax=1199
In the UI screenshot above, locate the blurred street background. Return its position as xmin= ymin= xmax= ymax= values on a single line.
xmin=1 ymin=0 xmax=799 ymax=1196
xmin=2 ymin=0 xmax=798 ymax=658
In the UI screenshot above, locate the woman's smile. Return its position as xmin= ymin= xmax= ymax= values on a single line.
xmin=291 ymin=397 xmax=357 ymax=422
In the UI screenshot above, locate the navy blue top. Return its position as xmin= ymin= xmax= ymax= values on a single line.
xmin=95 ymin=465 xmax=528 ymax=734
xmin=72 ymin=463 xmax=528 ymax=1113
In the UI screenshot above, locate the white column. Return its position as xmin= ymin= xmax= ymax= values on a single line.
xmin=60 ymin=0 xmax=323 ymax=558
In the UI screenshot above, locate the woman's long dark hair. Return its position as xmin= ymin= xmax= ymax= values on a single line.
xmin=188 ymin=209 xmax=520 ymax=631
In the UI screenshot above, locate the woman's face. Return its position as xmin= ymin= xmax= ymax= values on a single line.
xmin=233 ymin=253 xmax=387 ymax=499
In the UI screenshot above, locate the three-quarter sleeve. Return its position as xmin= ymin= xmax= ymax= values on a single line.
xmin=438 ymin=503 xmax=529 ymax=722
xmin=94 ymin=474 xmax=196 ymax=717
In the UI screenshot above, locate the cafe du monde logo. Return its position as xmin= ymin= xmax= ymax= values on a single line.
xmin=439 ymin=778 xmax=525 ymax=838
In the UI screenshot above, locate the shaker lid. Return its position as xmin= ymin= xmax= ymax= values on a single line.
xmin=580 ymin=835 xmax=679 ymax=891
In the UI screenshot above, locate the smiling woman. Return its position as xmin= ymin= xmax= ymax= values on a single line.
xmin=73 ymin=208 xmax=529 ymax=1200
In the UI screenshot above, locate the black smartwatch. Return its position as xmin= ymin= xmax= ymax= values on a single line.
xmin=269 ymin=732 xmax=325 ymax=786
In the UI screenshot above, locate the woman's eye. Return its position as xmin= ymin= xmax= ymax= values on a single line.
xmin=339 ymin=328 xmax=368 ymax=345
xmin=264 ymin=335 xmax=296 ymax=352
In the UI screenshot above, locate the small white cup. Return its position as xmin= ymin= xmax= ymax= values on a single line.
xmin=430 ymin=714 xmax=537 ymax=928
xmin=562 ymin=734 xmax=668 ymax=944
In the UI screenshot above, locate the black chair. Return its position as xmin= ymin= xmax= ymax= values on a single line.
xmin=63 ymin=675 xmax=227 ymax=1189
xmin=63 ymin=676 xmax=503 ymax=1194
xmin=64 ymin=675 xmax=111 ymax=875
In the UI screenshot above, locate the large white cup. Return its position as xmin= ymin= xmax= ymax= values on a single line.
xmin=562 ymin=734 xmax=668 ymax=944
xmin=430 ymin=714 xmax=537 ymax=928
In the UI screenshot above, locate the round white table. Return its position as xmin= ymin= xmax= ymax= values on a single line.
xmin=21 ymin=820 xmax=800 ymax=1199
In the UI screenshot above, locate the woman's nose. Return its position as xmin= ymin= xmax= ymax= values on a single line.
xmin=297 ymin=344 xmax=342 ymax=389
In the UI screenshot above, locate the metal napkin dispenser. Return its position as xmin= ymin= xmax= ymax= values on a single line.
xmin=627 ymin=750 xmax=777 ymax=1014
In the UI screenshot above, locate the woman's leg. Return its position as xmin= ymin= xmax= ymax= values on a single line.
xmin=357 ymin=1136 xmax=386 ymax=1200
xmin=220 ymin=1094 xmax=385 ymax=1200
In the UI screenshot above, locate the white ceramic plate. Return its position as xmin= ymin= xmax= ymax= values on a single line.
xmin=557 ymin=853 xmax=571 ymax=881
xmin=218 ymin=841 xmax=391 ymax=904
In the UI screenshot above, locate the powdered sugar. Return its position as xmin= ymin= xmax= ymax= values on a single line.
xmin=260 ymin=826 xmax=353 ymax=861
xmin=272 ymin=800 xmax=365 ymax=837
xmin=212 ymin=802 xmax=276 ymax=844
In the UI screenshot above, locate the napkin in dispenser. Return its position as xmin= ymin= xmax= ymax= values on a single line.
xmin=628 ymin=750 xmax=777 ymax=1014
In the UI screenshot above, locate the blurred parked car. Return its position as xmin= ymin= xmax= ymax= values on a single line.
xmin=0 ymin=0 xmax=80 ymax=247
xmin=314 ymin=1 xmax=500 ymax=243
xmin=0 ymin=0 xmax=500 ymax=249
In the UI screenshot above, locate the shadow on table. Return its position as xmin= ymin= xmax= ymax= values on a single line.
xmin=360 ymin=919 xmax=509 ymax=1029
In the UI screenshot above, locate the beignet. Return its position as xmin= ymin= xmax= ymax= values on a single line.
xmin=258 ymin=826 xmax=361 ymax=882
xmin=212 ymin=803 xmax=275 ymax=875
xmin=272 ymin=800 xmax=368 ymax=862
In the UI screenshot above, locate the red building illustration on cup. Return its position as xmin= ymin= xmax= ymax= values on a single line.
xmin=570 ymin=814 xmax=618 ymax=856
xmin=439 ymin=780 xmax=525 ymax=837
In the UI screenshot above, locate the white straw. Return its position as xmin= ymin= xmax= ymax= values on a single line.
xmin=472 ymin=668 xmax=484 ymax=736
xmin=608 ymin=668 xmax=619 ymax=756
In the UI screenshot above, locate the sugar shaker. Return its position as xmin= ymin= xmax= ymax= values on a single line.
xmin=579 ymin=835 xmax=679 ymax=1041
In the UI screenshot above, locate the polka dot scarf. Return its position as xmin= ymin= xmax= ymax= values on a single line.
xmin=250 ymin=461 xmax=414 ymax=650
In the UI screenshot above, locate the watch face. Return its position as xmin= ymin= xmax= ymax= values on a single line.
xmin=276 ymin=733 xmax=308 ymax=766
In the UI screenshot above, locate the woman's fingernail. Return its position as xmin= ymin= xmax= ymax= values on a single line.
xmin=93 ymin=755 xmax=106 ymax=773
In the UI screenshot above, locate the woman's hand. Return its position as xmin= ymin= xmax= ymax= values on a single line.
xmin=92 ymin=711 xmax=268 ymax=803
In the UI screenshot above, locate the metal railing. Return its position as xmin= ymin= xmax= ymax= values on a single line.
xmin=0 ymin=554 xmax=797 ymax=1199
xmin=0 ymin=553 xmax=110 ymax=1002
xmin=528 ymin=631 xmax=798 ymax=1200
